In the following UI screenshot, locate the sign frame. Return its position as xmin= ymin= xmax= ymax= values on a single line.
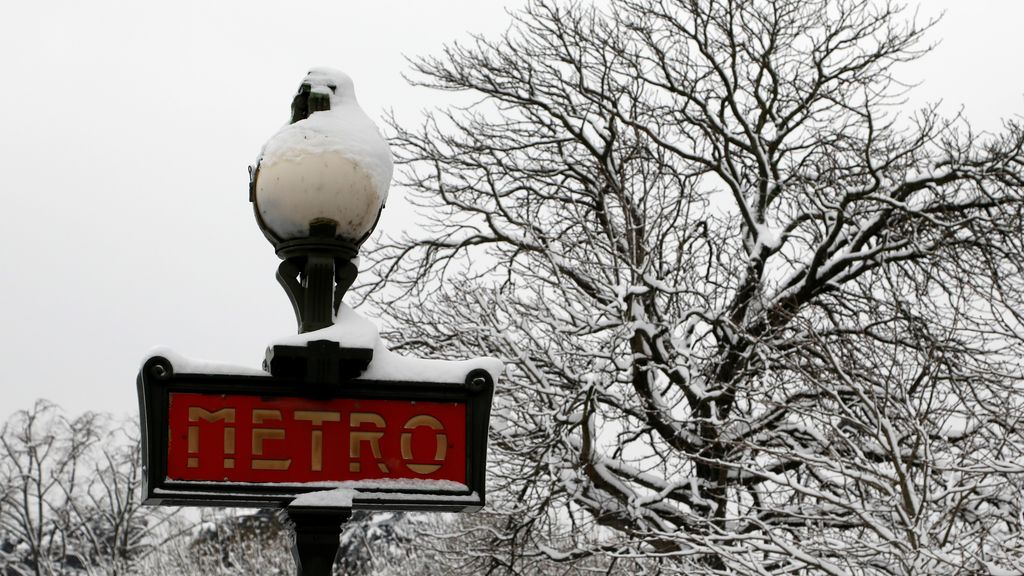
xmin=137 ymin=354 xmax=494 ymax=511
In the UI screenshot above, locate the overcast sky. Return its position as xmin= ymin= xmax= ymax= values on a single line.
xmin=1 ymin=0 xmax=1021 ymax=421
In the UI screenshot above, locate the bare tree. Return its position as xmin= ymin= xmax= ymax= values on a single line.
xmin=66 ymin=420 xmax=187 ymax=575
xmin=0 ymin=404 xmax=184 ymax=576
xmin=0 ymin=401 xmax=101 ymax=575
xmin=364 ymin=0 xmax=1024 ymax=573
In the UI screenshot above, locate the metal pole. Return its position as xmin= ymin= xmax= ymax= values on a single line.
xmin=273 ymin=221 xmax=360 ymax=334
xmin=286 ymin=508 xmax=352 ymax=576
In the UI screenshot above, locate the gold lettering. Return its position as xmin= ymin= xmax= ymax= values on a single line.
xmin=294 ymin=411 xmax=341 ymax=425
xmin=223 ymin=428 xmax=236 ymax=469
xmin=251 ymin=409 xmax=291 ymax=471
xmin=186 ymin=407 xmax=236 ymax=469
xmin=349 ymin=412 xmax=389 ymax=473
xmin=252 ymin=459 xmax=290 ymax=471
xmin=252 ymin=409 xmax=281 ymax=424
xmin=311 ymin=430 xmax=324 ymax=471
xmin=189 ymin=407 xmax=236 ymax=423
xmin=252 ymin=429 xmax=285 ymax=455
xmin=400 ymin=415 xmax=447 ymax=475
xmin=188 ymin=427 xmax=199 ymax=453
xmin=294 ymin=411 xmax=341 ymax=472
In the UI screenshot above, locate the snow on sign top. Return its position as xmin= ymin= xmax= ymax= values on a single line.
xmin=254 ymin=67 xmax=394 ymax=242
xmin=142 ymin=346 xmax=270 ymax=377
xmin=146 ymin=304 xmax=503 ymax=384
xmin=272 ymin=304 xmax=505 ymax=385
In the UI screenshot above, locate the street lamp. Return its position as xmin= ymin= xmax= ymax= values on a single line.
xmin=250 ymin=68 xmax=393 ymax=575
xmin=250 ymin=67 xmax=392 ymax=336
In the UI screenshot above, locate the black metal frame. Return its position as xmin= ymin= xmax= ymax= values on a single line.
xmin=137 ymin=354 xmax=493 ymax=512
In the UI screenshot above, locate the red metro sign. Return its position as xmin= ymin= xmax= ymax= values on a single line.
xmin=137 ymin=355 xmax=493 ymax=511
xmin=168 ymin=394 xmax=465 ymax=484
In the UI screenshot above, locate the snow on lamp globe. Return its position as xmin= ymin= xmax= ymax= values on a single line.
xmin=249 ymin=67 xmax=393 ymax=335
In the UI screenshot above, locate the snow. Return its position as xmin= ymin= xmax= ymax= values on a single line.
xmin=255 ymin=67 xmax=394 ymax=241
xmin=362 ymin=345 xmax=502 ymax=385
xmin=270 ymin=303 xmax=504 ymax=384
xmin=984 ymin=562 xmax=1020 ymax=576
xmin=350 ymin=491 xmax=481 ymax=502
xmin=147 ymin=305 xmax=502 ymax=385
xmin=904 ymin=165 xmax=952 ymax=185
xmin=164 ymin=478 xmax=469 ymax=492
xmin=751 ymin=221 xmax=782 ymax=252
xmin=143 ymin=346 xmax=269 ymax=377
xmin=272 ymin=303 xmax=379 ymax=350
xmin=158 ymin=478 xmax=478 ymax=508
xmin=286 ymin=487 xmax=483 ymax=508
xmin=290 ymin=487 xmax=355 ymax=508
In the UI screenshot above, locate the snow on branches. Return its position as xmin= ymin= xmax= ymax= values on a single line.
xmin=361 ymin=0 xmax=1024 ymax=573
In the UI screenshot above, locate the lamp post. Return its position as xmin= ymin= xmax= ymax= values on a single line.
xmin=250 ymin=68 xmax=392 ymax=388
xmin=249 ymin=67 xmax=393 ymax=576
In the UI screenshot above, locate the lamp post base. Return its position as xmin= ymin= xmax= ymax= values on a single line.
xmin=265 ymin=341 xmax=373 ymax=385
xmin=286 ymin=508 xmax=352 ymax=576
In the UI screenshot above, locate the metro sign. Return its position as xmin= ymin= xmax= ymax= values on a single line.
xmin=137 ymin=354 xmax=493 ymax=511
xmin=169 ymin=395 xmax=464 ymax=483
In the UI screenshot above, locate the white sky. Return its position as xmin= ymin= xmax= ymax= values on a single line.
xmin=0 ymin=0 xmax=1021 ymax=420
